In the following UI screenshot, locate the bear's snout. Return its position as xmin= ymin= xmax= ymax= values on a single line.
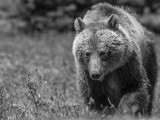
xmin=89 ymin=53 xmax=102 ymax=80
xmin=90 ymin=72 xmax=101 ymax=80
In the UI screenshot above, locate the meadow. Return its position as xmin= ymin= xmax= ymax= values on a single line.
xmin=0 ymin=31 xmax=160 ymax=120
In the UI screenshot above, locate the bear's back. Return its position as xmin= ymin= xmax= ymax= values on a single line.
xmin=83 ymin=3 xmax=144 ymax=41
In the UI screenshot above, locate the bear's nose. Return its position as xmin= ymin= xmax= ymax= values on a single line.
xmin=91 ymin=73 xmax=101 ymax=80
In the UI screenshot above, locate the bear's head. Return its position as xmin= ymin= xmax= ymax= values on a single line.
xmin=73 ymin=14 xmax=133 ymax=81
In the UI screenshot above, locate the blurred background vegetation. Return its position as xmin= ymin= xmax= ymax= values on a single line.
xmin=0 ymin=0 xmax=160 ymax=33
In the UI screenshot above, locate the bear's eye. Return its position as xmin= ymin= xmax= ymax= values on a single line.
xmin=99 ymin=51 xmax=106 ymax=57
xmin=85 ymin=52 xmax=91 ymax=57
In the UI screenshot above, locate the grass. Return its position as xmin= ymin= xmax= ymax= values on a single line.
xmin=0 ymin=31 xmax=159 ymax=120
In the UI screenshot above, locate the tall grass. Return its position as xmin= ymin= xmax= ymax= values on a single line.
xmin=0 ymin=32 xmax=159 ymax=120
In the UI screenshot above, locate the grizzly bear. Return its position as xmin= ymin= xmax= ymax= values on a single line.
xmin=72 ymin=3 xmax=157 ymax=116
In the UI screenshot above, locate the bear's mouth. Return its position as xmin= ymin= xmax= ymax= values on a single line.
xmin=89 ymin=69 xmax=114 ymax=82
xmin=89 ymin=72 xmax=105 ymax=81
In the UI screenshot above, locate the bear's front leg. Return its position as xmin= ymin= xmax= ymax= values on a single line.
xmin=117 ymin=67 xmax=150 ymax=116
xmin=118 ymin=90 xmax=149 ymax=115
xmin=117 ymin=50 xmax=151 ymax=116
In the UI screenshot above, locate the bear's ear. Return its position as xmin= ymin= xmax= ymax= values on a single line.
xmin=107 ymin=14 xmax=119 ymax=30
xmin=74 ymin=17 xmax=85 ymax=33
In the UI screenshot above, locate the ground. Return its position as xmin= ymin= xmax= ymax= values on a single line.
xmin=0 ymin=31 xmax=160 ymax=120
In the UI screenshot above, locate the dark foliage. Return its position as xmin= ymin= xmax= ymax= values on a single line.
xmin=5 ymin=0 xmax=160 ymax=32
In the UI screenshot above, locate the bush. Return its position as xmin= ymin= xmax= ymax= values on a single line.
xmin=1 ymin=0 xmax=160 ymax=33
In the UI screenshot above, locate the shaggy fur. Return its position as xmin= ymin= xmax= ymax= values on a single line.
xmin=72 ymin=3 xmax=157 ymax=116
